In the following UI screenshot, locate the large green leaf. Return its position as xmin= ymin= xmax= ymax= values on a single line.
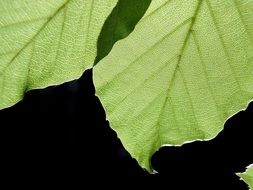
xmin=94 ymin=0 xmax=253 ymax=172
xmin=238 ymin=164 xmax=253 ymax=190
xmin=0 ymin=0 xmax=117 ymax=109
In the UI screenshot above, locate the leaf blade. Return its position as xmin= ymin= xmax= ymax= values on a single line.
xmin=94 ymin=0 xmax=253 ymax=171
xmin=0 ymin=0 xmax=118 ymax=109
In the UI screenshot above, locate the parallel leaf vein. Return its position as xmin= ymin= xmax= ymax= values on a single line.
xmin=205 ymin=0 xmax=242 ymax=90
xmin=157 ymin=0 xmax=204 ymax=140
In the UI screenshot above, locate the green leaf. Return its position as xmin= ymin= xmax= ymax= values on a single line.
xmin=94 ymin=0 xmax=253 ymax=172
xmin=94 ymin=0 xmax=151 ymax=64
xmin=0 ymin=0 xmax=117 ymax=109
xmin=238 ymin=164 xmax=253 ymax=190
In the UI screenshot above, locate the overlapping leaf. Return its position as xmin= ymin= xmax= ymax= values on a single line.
xmin=0 ymin=0 xmax=117 ymax=109
xmin=95 ymin=0 xmax=151 ymax=64
xmin=94 ymin=0 xmax=253 ymax=171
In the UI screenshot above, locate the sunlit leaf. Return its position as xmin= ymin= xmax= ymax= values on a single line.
xmin=94 ymin=0 xmax=253 ymax=171
xmin=0 ymin=0 xmax=117 ymax=109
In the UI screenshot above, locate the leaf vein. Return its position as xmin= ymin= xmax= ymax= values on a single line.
xmin=192 ymin=31 xmax=223 ymax=121
xmin=99 ymin=18 xmax=192 ymax=91
xmin=232 ymin=0 xmax=253 ymax=46
xmin=0 ymin=16 xmax=49 ymax=30
xmin=205 ymin=0 xmax=242 ymax=90
xmin=110 ymin=55 xmax=178 ymax=115
xmin=158 ymin=0 xmax=204 ymax=135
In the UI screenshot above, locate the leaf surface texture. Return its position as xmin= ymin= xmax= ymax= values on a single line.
xmin=0 ymin=0 xmax=117 ymax=109
xmin=94 ymin=0 xmax=253 ymax=171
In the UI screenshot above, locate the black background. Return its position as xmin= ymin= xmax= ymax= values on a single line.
xmin=1 ymin=69 xmax=252 ymax=189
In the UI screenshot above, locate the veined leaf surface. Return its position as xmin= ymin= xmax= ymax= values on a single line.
xmin=94 ymin=0 xmax=253 ymax=171
xmin=0 ymin=0 xmax=117 ymax=109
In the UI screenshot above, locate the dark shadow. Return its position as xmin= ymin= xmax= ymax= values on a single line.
xmin=0 ymin=69 xmax=148 ymax=184
xmin=0 ymin=69 xmax=252 ymax=188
